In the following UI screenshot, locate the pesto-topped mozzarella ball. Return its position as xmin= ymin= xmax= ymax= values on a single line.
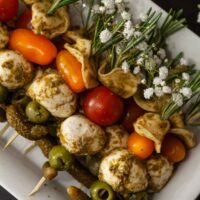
xmin=27 ymin=71 xmax=77 ymax=118
xmin=147 ymin=155 xmax=174 ymax=191
xmin=31 ymin=0 xmax=70 ymax=39
xmin=0 ymin=25 xmax=9 ymax=49
xmin=0 ymin=50 xmax=34 ymax=90
xmin=99 ymin=149 xmax=148 ymax=195
xmin=101 ymin=125 xmax=128 ymax=156
xmin=59 ymin=115 xmax=106 ymax=155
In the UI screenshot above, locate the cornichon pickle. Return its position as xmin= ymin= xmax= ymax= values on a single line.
xmin=6 ymin=105 xmax=48 ymax=140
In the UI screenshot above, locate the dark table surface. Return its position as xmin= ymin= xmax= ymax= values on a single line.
xmin=1 ymin=0 xmax=200 ymax=199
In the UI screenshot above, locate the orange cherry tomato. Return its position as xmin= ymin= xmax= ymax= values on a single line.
xmin=9 ymin=29 xmax=57 ymax=65
xmin=161 ymin=134 xmax=186 ymax=163
xmin=128 ymin=132 xmax=154 ymax=160
xmin=16 ymin=9 xmax=32 ymax=29
xmin=56 ymin=50 xmax=85 ymax=93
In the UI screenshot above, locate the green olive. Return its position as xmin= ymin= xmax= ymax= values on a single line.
xmin=42 ymin=162 xmax=58 ymax=180
xmin=49 ymin=145 xmax=74 ymax=171
xmin=0 ymin=84 xmax=8 ymax=103
xmin=12 ymin=89 xmax=31 ymax=107
xmin=25 ymin=101 xmax=50 ymax=124
xmin=86 ymin=155 xmax=101 ymax=176
xmin=90 ymin=181 xmax=115 ymax=200
xmin=0 ymin=107 xmax=6 ymax=122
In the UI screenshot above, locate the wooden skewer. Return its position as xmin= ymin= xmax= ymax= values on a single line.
xmin=0 ymin=123 xmax=10 ymax=136
xmin=29 ymin=177 xmax=47 ymax=196
xmin=3 ymin=132 xmax=18 ymax=150
xmin=23 ymin=141 xmax=37 ymax=155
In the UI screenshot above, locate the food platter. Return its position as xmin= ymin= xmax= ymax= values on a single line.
xmin=0 ymin=0 xmax=200 ymax=200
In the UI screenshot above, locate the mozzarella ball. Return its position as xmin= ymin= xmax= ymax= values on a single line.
xmin=0 ymin=50 xmax=34 ymax=90
xmin=31 ymin=0 xmax=70 ymax=39
xmin=0 ymin=25 xmax=9 ymax=49
xmin=101 ymin=125 xmax=128 ymax=156
xmin=147 ymin=155 xmax=173 ymax=191
xmin=27 ymin=71 xmax=77 ymax=118
xmin=23 ymin=0 xmax=39 ymax=4
xmin=59 ymin=115 xmax=106 ymax=155
xmin=99 ymin=149 xmax=148 ymax=195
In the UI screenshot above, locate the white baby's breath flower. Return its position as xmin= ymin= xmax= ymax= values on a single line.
xmin=162 ymin=86 xmax=171 ymax=94
xmin=115 ymin=0 xmax=122 ymax=3
xmin=157 ymin=48 xmax=166 ymax=59
xmin=164 ymin=58 xmax=169 ymax=63
xmin=153 ymin=55 xmax=162 ymax=66
xmin=123 ymin=22 xmax=135 ymax=39
xmin=139 ymin=13 xmax=148 ymax=22
xmin=141 ymin=78 xmax=146 ymax=85
xmin=99 ymin=6 xmax=106 ymax=13
xmin=154 ymin=86 xmax=164 ymax=97
xmin=180 ymin=57 xmax=188 ymax=66
xmin=153 ymin=77 xmax=162 ymax=86
xmin=92 ymin=4 xmax=100 ymax=13
xmin=102 ymin=0 xmax=115 ymax=8
xmin=137 ymin=57 xmax=144 ymax=66
xmin=175 ymin=78 xmax=181 ymax=84
xmin=134 ymin=31 xmax=142 ymax=37
xmin=180 ymin=87 xmax=192 ymax=99
xmin=100 ymin=29 xmax=112 ymax=43
xmin=161 ymin=81 xmax=166 ymax=86
xmin=182 ymin=72 xmax=190 ymax=81
xmin=159 ymin=66 xmax=168 ymax=80
xmin=172 ymin=93 xmax=184 ymax=107
xmin=144 ymin=88 xmax=154 ymax=99
xmin=121 ymin=61 xmax=130 ymax=73
xmin=121 ymin=11 xmax=131 ymax=20
xmin=136 ymin=41 xmax=148 ymax=51
xmin=133 ymin=66 xmax=140 ymax=74
xmin=116 ymin=45 xmax=122 ymax=54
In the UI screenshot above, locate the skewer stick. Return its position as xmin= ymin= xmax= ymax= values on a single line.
xmin=0 ymin=123 xmax=10 ymax=136
xmin=3 ymin=132 xmax=18 ymax=150
xmin=29 ymin=177 xmax=47 ymax=196
xmin=23 ymin=141 xmax=37 ymax=155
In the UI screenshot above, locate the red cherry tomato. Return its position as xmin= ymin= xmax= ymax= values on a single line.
xmin=162 ymin=134 xmax=186 ymax=163
xmin=83 ymin=86 xmax=124 ymax=126
xmin=0 ymin=0 xmax=19 ymax=22
xmin=121 ymin=98 xmax=145 ymax=133
xmin=16 ymin=9 xmax=32 ymax=29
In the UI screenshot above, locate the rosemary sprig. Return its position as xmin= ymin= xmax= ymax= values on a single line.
xmin=184 ymin=94 xmax=200 ymax=126
xmin=162 ymin=71 xmax=200 ymax=119
xmin=149 ymin=9 xmax=186 ymax=46
xmin=47 ymin=0 xmax=79 ymax=15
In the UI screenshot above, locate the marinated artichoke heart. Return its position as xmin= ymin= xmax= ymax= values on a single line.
xmin=169 ymin=112 xmax=185 ymax=128
xmin=59 ymin=115 xmax=106 ymax=155
xmin=134 ymin=89 xmax=169 ymax=112
xmin=64 ymin=35 xmax=98 ymax=89
xmin=147 ymin=155 xmax=173 ymax=191
xmin=31 ymin=0 xmax=70 ymax=39
xmin=101 ymin=125 xmax=129 ymax=156
xmin=98 ymin=61 xmax=140 ymax=99
xmin=27 ymin=71 xmax=77 ymax=118
xmin=23 ymin=0 xmax=39 ymax=4
xmin=0 ymin=50 xmax=34 ymax=90
xmin=0 ymin=24 xmax=9 ymax=49
xmin=169 ymin=128 xmax=196 ymax=149
xmin=134 ymin=113 xmax=170 ymax=153
xmin=99 ymin=149 xmax=148 ymax=195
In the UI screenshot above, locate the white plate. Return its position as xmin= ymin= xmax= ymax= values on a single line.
xmin=1 ymin=0 xmax=200 ymax=200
